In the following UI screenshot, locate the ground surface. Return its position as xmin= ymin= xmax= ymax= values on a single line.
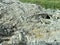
xmin=0 ymin=0 xmax=60 ymax=45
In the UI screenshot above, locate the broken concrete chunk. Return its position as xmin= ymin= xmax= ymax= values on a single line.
xmin=0 ymin=0 xmax=60 ymax=45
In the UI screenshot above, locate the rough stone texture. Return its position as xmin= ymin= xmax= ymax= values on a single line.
xmin=0 ymin=0 xmax=60 ymax=45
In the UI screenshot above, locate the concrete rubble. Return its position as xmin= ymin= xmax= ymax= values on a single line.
xmin=0 ymin=0 xmax=60 ymax=45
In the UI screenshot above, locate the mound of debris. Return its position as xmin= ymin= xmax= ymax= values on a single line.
xmin=0 ymin=0 xmax=60 ymax=45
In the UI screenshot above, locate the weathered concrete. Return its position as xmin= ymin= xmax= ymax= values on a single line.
xmin=0 ymin=0 xmax=60 ymax=45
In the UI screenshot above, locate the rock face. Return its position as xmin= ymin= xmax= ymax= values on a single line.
xmin=0 ymin=0 xmax=60 ymax=45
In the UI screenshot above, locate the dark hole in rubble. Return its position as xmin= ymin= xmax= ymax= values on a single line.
xmin=46 ymin=15 xmax=50 ymax=19
xmin=57 ymin=17 xmax=60 ymax=19
xmin=38 ymin=14 xmax=50 ymax=19
xmin=54 ymin=39 xmax=57 ymax=41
